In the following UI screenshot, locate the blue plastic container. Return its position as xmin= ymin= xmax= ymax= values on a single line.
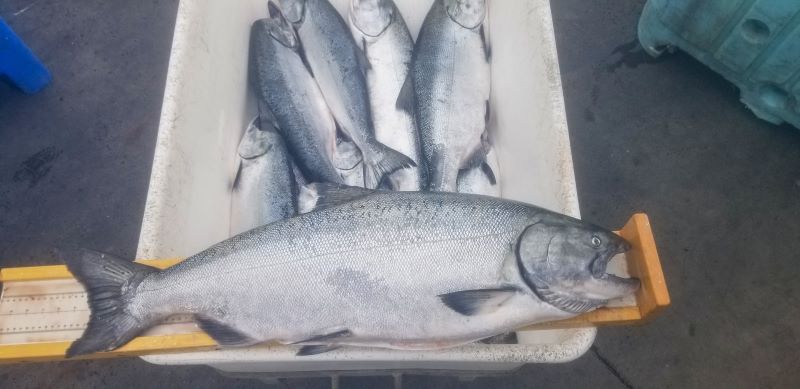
xmin=639 ymin=0 xmax=800 ymax=128
xmin=0 ymin=17 xmax=51 ymax=94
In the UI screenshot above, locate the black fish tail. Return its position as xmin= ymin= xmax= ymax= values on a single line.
xmin=58 ymin=248 xmax=158 ymax=358
xmin=363 ymin=141 xmax=417 ymax=190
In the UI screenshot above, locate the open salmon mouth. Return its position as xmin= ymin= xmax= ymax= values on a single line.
xmin=589 ymin=239 xmax=640 ymax=296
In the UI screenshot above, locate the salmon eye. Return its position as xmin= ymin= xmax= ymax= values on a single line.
xmin=591 ymin=236 xmax=602 ymax=248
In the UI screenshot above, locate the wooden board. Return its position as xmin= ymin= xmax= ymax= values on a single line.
xmin=0 ymin=214 xmax=669 ymax=363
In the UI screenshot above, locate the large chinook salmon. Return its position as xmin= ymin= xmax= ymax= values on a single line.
xmin=63 ymin=187 xmax=638 ymax=358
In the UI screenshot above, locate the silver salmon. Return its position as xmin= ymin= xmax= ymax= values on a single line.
xmin=278 ymin=0 xmax=416 ymax=189
xmin=413 ymin=0 xmax=492 ymax=191
xmin=250 ymin=9 xmax=342 ymax=184
xmin=230 ymin=117 xmax=297 ymax=236
xmin=349 ymin=0 xmax=424 ymax=191
xmin=63 ymin=187 xmax=639 ymax=357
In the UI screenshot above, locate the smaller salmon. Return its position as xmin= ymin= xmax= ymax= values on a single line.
xmin=278 ymin=0 xmax=417 ymax=189
xmin=413 ymin=0 xmax=492 ymax=191
xmin=349 ymin=0 xmax=425 ymax=190
xmin=250 ymin=7 xmax=342 ymax=184
xmin=230 ymin=116 xmax=296 ymax=236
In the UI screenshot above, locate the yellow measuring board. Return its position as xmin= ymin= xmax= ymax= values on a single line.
xmin=0 ymin=214 xmax=669 ymax=363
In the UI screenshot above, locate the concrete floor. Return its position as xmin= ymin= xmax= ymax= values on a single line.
xmin=1 ymin=0 xmax=799 ymax=387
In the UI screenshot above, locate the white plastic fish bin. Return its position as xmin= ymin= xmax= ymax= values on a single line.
xmin=136 ymin=0 xmax=597 ymax=376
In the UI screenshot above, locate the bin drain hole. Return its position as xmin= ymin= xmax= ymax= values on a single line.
xmin=742 ymin=19 xmax=770 ymax=44
xmin=759 ymin=85 xmax=789 ymax=109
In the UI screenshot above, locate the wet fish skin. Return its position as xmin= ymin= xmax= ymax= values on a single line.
xmin=63 ymin=189 xmax=638 ymax=357
xmin=413 ymin=0 xmax=491 ymax=192
xmin=349 ymin=0 xmax=424 ymax=191
xmin=230 ymin=117 xmax=297 ymax=236
xmin=279 ymin=0 xmax=416 ymax=189
xmin=249 ymin=13 xmax=342 ymax=184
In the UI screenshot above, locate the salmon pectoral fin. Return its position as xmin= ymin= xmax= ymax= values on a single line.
xmin=293 ymin=329 xmax=353 ymax=356
xmin=480 ymin=162 xmax=497 ymax=185
xmin=195 ymin=316 xmax=259 ymax=347
xmin=438 ymin=287 xmax=520 ymax=316
xmin=297 ymin=344 xmax=342 ymax=356
xmin=480 ymin=25 xmax=492 ymax=62
xmin=231 ymin=161 xmax=243 ymax=190
xmin=480 ymin=332 xmax=518 ymax=344
xmin=396 ymin=75 xmax=415 ymax=114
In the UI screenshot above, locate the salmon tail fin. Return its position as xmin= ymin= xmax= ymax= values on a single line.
xmin=364 ymin=142 xmax=416 ymax=189
xmin=58 ymin=248 xmax=158 ymax=358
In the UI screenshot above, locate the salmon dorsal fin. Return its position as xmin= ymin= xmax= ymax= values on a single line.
xmin=306 ymin=183 xmax=376 ymax=212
